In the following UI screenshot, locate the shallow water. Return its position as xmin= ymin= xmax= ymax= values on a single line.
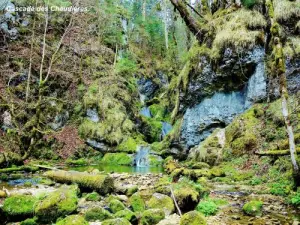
xmin=67 ymin=163 xmax=164 ymax=174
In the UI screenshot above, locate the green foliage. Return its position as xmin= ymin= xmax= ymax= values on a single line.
xmin=269 ymin=181 xmax=291 ymax=196
xmin=142 ymin=117 xmax=163 ymax=142
xmin=116 ymin=57 xmax=138 ymax=77
xmin=196 ymin=200 xmax=218 ymax=216
xmin=84 ymin=207 xmax=113 ymax=222
xmin=243 ymin=200 xmax=263 ymax=216
xmin=249 ymin=176 xmax=263 ymax=186
xmin=102 ymin=218 xmax=131 ymax=225
xmin=56 ymin=215 xmax=88 ymax=225
xmin=117 ymin=136 xmax=146 ymax=153
xmin=290 ymin=190 xmax=300 ymax=207
xmin=102 ymin=153 xmax=133 ymax=165
xmin=66 ymin=158 xmax=88 ymax=166
xmin=3 ymin=195 xmax=38 ymax=218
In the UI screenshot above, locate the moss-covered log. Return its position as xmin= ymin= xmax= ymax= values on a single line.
xmin=44 ymin=170 xmax=114 ymax=194
xmin=256 ymin=147 xmax=300 ymax=156
xmin=0 ymin=165 xmax=39 ymax=173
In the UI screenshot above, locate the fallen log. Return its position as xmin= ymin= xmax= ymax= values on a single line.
xmin=0 ymin=165 xmax=39 ymax=173
xmin=44 ymin=170 xmax=114 ymax=194
xmin=255 ymin=147 xmax=300 ymax=156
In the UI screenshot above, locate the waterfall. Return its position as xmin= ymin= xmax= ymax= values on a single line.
xmin=135 ymin=146 xmax=150 ymax=167
xmin=161 ymin=122 xmax=172 ymax=139
xmin=140 ymin=107 xmax=151 ymax=118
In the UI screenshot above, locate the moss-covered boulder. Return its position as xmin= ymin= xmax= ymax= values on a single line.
xmin=173 ymin=180 xmax=202 ymax=213
xmin=180 ymin=211 xmax=207 ymax=225
xmin=242 ymin=200 xmax=263 ymax=216
xmin=163 ymin=157 xmax=180 ymax=174
xmin=20 ymin=218 xmax=37 ymax=225
xmin=190 ymin=162 xmax=210 ymax=169
xmin=85 ymin=192 xmax=101 ymax=201
xmin=102 ymin=153 xmax=133 ymax=165
xmin=44 ymin=170 xmax=114 ymax=194
xmin=56 ymin=215 xmax=88 ymax=225
xmin=147 ymin=193 xmax=175 ymax=215
xmin=84 ymin=207 xmax=114 ymax=221
xmin=102 ymin=218 xmax=131 ymax=225
xmin=141 ymin=117 xmax=163 ymax=142
xmin=35 ymin=185 xmax=78 ymax=223
xmin=129 ymin=192 xmax=146 ymax=212
xmin=84 ymin=207 xmax=114 ymax=222
xmin=3 ymin=195 xmax=38 ymax=220
xmin=115 ymin=209 xmax=137 ymax=224
xmin=109 ymin=199 xmax=126 ymax=213
xmin=140 ymin=208 xmax=165 ymax=225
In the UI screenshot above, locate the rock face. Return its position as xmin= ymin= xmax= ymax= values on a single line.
xmin=181 ymin=47 xmax=265 ymax=109
xmin=180 ymin=47 xmax=267 ymax=148
xmin=138 ymin=78 xmax=158 ymax=102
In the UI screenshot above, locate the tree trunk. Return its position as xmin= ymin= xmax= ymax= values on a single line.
xmin=266 ymin=0 xmax=300 ymax=186
xmin=169 ymin=0 xmax=207 ymax=43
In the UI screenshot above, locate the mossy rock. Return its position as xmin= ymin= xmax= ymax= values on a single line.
xmin=129 ymin=192 xmax=146 ymax=212
xmin=102 ymin=153 xmax=133 ymax=165
xmin=102 ymin=218 xmax=131 ymax=225
xmin=85 ymin=192 xmax=101 ymax=201
xmin=84 ymin=207 xmax=114 ymax=222
xmin=20 ymin=218 xmax=37 ymax=225
xmin=141 ymin=117 xmax=163 ymax=142
xmin=109 ymin=199 xmax=126 ymax=213
xmin=115 ymin=209 xmax=137 ymax=224
xmin=191 ymin=162 xmax=210 ymax=169
xmin=147 ymin=193 xmax=175 ymax=215
xmin=163 ymin=157 xmax=180 ymax=174
xmin=3 ymin=195 xmax=38 ymax=220
xmin=173 ymin=186 xmax=200 ymax=213
xmin=35 ymin=185 xmax=78 ymax=223
xmin=180 ymin=211 xmax=207 ymax=225
xmin=154 ymin=177 xmax=172 ymax=195
xmin=140 ymin=208 xmax=165 ymax=225
xmin=210 ymin=167 xmax=225 ymax=178
xmin=149 ymin=155 xmax=163 ymax=167
xmin=243 ymin=200 xmax=263 ymax=216
xmin=56 ymin=215 xmax=88 ymax=225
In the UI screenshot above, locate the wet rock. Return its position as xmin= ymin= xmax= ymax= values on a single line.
xmin=86 ymin=109 xmax=99 ymax=122
xmin=137 ymin=78 xmax=158 ymax=101
xmin=50 ymin=111 xmax=69 ymax=130
xmin=86 ymin=139 xmax=109 ymax=152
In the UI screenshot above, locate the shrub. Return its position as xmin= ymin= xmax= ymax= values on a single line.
xmin=196 ymin=200 xmax=218 ymax=216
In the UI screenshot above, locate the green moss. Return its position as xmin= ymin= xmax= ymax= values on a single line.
xmin=85 ymin=192 xmax=101 ymax=201
xmin=84 ymin=207 xmax=113 ymax=222
xmin=149 ymin=155 xmax=163 ymax=167
xmin=117 ymin=137 xmax=139 ymax=153
xmin=45 ymin=170 xmax=114 ymax=194
xmin=102 ymin=153 xmax=133 ymax=165
xmin=147 ymin=193 xmax=175 ymax=215
xmin=3 ymin=195 xmax=38 ymax=219
xmin=20 ymin=218 xmax=37 ymax=225
xmin=290 ymin=190 xmax=300 ymax=206
xmin=149 ymin=104 xmax=170 ymax=122
xmin=196 ymin=200 xmax=218 ymax=216
xmin=140 ymin=209 xmax=165 ymax=225
xmin=66 ymin=158 xmax=88 ymax=166
xmin=180 ymin=211 xmax=207 ymax=225
xmin=114 ymin=209 xmax=137 ymax=223
xmin=102 ymin=218 xmax=131 ymax=225
xmin=109 ymin=199 xmax=126 ymax=213
xmin=142 ymin=117 xmax=163 ymax=142
xmin=129 ymin=193 xmax=146 ymax=212
xmin=273 ymin=0 xmax=300 ymax=22
xmin=190 ymin=162 xmax=210 ymax=169
xmin=269 ymin=182 xmax=292 ymax=196
xmin=242 ymin=200 xmax=263 ymax=216
xmin=56 ymin=215 xmax=88 ymax=225
xmin=0 ymin=165 xmax=39 ymax=173
xmin=35 ymin=185 xmax=78 ymax=223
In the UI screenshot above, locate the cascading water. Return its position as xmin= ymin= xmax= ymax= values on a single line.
xmin=161 ymin=122 xmax=172 ymax=139
xmin=135 ymin=146 xmax=150 ymax=167
xmin=140 ymin=107 xmax=152 ymax=118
